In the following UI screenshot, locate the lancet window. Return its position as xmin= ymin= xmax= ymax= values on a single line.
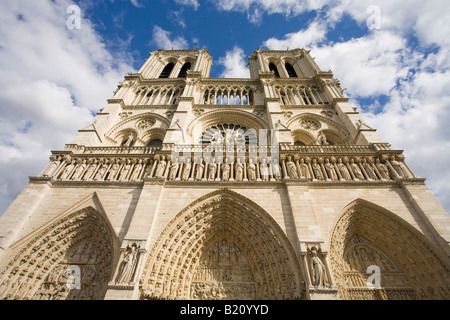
xmin=285 ymin=63 xmax=298 ymax=78
xmin=178 ymin=62 xmax=191 ymax=78
xmin=269 ymin=63 xmax=280 ymax=78
xmin=159 ymin=62 xmax=174 ymax=78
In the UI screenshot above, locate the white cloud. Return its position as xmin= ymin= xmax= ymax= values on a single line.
xmin=151 ymin=25 xmax=189 ymax=50
xmin=0 ymin=0 xmax=133 ymax=215
xmin=213 ymin=0 xmax=329 ymax=23
xmin=264 ymin=20 xmax=328 ymax=50
xmin=217 ymin=46 xmax=250 ymax=78
xmin=174 ymin=0 xmax=200 ymax=11
xmin=259 ymin=1 xmax=450 ymax=213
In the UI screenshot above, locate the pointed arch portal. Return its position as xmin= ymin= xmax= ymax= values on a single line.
xmin=140 ymin=189 xmax=305 ymax=300
xmin=329 ymin=199 xmax=450 ymax=300
xmin=0 ymin=207 xmax=116 ymax=300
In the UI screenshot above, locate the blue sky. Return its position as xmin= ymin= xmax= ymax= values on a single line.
xmin=0 ymin=0 xmax=450 ymax=215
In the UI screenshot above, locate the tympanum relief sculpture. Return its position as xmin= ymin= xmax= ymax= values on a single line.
xmin=190 ymin=239 xmax=256 ymax=300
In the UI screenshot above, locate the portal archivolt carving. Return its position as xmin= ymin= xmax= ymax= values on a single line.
xmin=0 ymin=208 xmax=116 ymax=300
xmin=329 ymin=199 xmax=450 ymax=300
xmin=139 ymin=189 xmax=304 ymax=300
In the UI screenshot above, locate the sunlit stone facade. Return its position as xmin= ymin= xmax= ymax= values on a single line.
xmin=0 ymin=48 xmax=449 ymax=300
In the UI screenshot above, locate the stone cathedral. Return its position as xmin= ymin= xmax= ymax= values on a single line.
xmin=0 ymin=48 xmax=449 ymax=300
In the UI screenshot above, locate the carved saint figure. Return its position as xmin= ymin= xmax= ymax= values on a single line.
xmin=375 ymin=158 xmax=390 ymax=180
xmin=195 ymin=161 xmax=205 ymax=181
xmin=116 ymin=244 xmax=139 ymax=283
xmin=82 ymin=163 xmax=97 ymax=181
xmin=222 ymin=159 xmax=230 ymax=181
xmin=107 ymin=163 xmax=119 ymax=181
xmin=350 ymin=159 xmax=364 ymax=180
xmin=155 ymin=156 xmax=167 ymax=178
xmin=309 ymin=248 xmax=330 ymax=288
xmin=324 ymin=158 xmax=338 ymax=180
xmin=337 ymin=158 xmax=351 ymax=180
xmin=218 ymin=240 xmax=230 ymax=266
xmin=130 ymin=162 xmax=143 ymax=181
xmin=317 ymin=132 xmax=329 ymax=146
xmin=94 ymin=164 xmax=108 ymax=181
xmin=60 ymin=161 xmax=75 ymax=180
xmin=124 ymin=133 xmax=135 ymax=147
xmin=168 ymin=160 xmax=179 ymax=181
xmin=299 ymin=159 xmax=311 ymax=179
xmin=259 ymin=158 xmax=269 ymax=181
xmin=119 ymin=163 xmax=132 ymax=181
xmin=44 ymin=159 xmax=60 ymax=177
xmin=312 ymin=159 xmax=324 ymax=180
xmin=390 ymin=156 xmax=408 ymax=178
xmin=182 ymin=160 xmax=191 ymax=181
xmin=235 ymin=158 xmax=244 ymax=181
xmin=71 ymin=160 xmax=86 ymax=180
xmin=362 ymin=158 xmax=377 ymax=180
xmin=247 ymin=159 xmax=256 ymax=181
xmin=208 ymin=159 xmax=217 ymax=180
xmin=286 ymin=156 xmax=298 ymax=178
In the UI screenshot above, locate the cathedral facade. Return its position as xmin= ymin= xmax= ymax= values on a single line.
xmin=0 ymin=48 xmax=449 ymax=300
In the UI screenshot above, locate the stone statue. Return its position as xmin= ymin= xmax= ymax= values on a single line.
xmin=299 ymin=159 xmax=311 ymax=179
xmin=155 ymin=156 xmax=167 ymax=178
xmin=390 ymin=156 xmax=408 ymax=178
xmin=71 ymin=160 xmax=87 ymax=180
xmin=272 ymin=161 xmax=282 ymax=180
xmin=317 ymin=132 xmax=329 ymax=146
xmin=324 ymin=158 xmax=338 ymax=181
xmin=60 ymin=161 xmax=75 ymax=180
xmin=286 ymin=156 xmax=298 ymax=178
xmin=222 ymin=159 xmax=230 ymax=181
xmin=107 ymin=163 xmax=119 ymax=181
xmin=94 ymin=164 xmax=108 ymax=181
xmin=129 ymin=162 xmax=143 ymax=181
xmin=350 ymin=159 xmax=364 ymax=180
xmin=82 ymin=163 xmax=97 ymax=181
xmin=309 ymin=248 xmax=330 ymax=288
xmin=260 ymin=158 xmax=269 ymax=181
xmin=116 ymin=244 xmax=139 ymax=283
xmin=195 ymin=161 xmax=204 ymax=181
xmin=182 ymin=159 xmax=191 ymax=181
xmin=44 ymin=159 xmax=60 ymax=177
xmin=218 ymin=240 xmax=230 ymax=266
xmin=208 ymin=159 xmax=217 ymax=180
xmin=337 ymin=158 xmax=351 ymax=180
xmin=375 ymin=158 xmax=390 ymax=180
xmin=247 ymin=159 xmax=256 ymax=181
xmin=124 ymin=133 xmax=135 ymax=147
xmin=312 ymin=159 xmax=324 ymax=180
xmin=119 ymin=162 xmax=132 ymax=181
xmin=362 ymin=158 xmax=377 ymax=180
xmin=235 ymin=158 xmax=244 ymax=181
xmin=168 ymin=160 xmax=179 ymax=181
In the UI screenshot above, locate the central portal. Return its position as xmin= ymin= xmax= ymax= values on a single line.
xmin=190 ymin=239 xmax=255 ymax=300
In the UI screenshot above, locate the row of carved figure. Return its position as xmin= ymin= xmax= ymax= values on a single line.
xmin=42 ymin=154 xmax=414 ymax=182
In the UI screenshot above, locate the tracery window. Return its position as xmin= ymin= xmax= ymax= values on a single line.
xmin=199 ymin=124 xmax=256 ymax=146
